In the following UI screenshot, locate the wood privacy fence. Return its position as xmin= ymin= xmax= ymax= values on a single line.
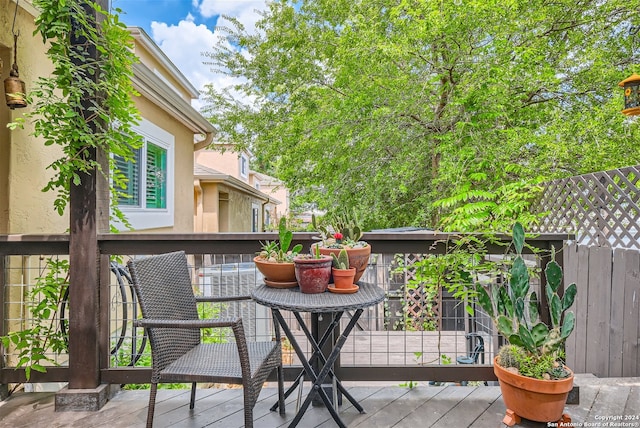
xmin=534 ymin=165 xmax=640 ymax=377
xmin=563 ymin=244 xmax=640 ymax=377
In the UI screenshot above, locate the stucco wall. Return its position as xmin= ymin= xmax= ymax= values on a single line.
xmin=196 ymin=149 xmax=242 ymax=180
xmin=0 ymin=6 xmax=196 ymax=234
xmin=198 ymin=181 xmax=264 ymax=233
xmin=0 ymin=3 xmax=68 ymax=233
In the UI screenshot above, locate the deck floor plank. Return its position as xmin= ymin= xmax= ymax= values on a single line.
xmin=431 ymin=385 xmax=502 ymax=428
xmin=348 ymin=385 xmax=440 ymax=428
xmin=391 ymin=384 xmax=475 ymax=427
xmin=1 ymin=375 xmax=639 ymax=427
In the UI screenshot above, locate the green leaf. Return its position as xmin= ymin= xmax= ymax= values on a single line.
xmin=517 ymin=324 xmax=536 ymax=353
xmin=561 ymin=311 xmax=576 ymax=339
xmin=545 ymin=260 xmax=562 ymax=292
xmin=550 ymin=294 xmax=562 ymax=328
xmin=507 ymin=334 xmax=524 ymax=348
xmin=475 ymin=284 xmax=494 ymax=317
xmin=497 ymin=315 xmax=514 ymax=337
xmin=514 ymin=296 xmax=525 ymax=320
xmin=498 ymin=286 xmax=513 ymax=318
xmin=512 ymin=222 xmax=525 ymax=254
xmin=510 ymin=256 xmax=529 ymax=300
xmin=531 ymin=322 xmax=549 ymax=347
xmin=528 ymin=291 xmax=540 ymax=323
xmin=563 ymin=283 xmax=577 ymax=310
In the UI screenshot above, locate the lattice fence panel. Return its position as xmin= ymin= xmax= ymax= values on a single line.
xmin=533 ymin=165 xmax=640 ymax=250
xmin=399 ymin=254 xmax=441 ymax=331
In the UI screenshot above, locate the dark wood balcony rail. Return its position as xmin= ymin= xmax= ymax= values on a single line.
xmin=0 ymin=231 xmax=569 ymax=387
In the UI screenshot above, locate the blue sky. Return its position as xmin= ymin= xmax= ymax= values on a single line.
xmin=111 ymin=0 xmax=219 ymax=35
xmin=109 ymin=0 xmax=267 ymax=109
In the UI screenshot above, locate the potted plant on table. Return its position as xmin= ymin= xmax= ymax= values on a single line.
xmin=254 ymin=217 xmax=303 ymax=288
xmin=330 ymin=248 xmax=358 ymax=293
xmin=293 ymin=245 xmax=333 ymax=294
xmin=474 ymin=222 xmax=577 ymax=426
xmin=311 ymin=211 xmax=371 ymax=283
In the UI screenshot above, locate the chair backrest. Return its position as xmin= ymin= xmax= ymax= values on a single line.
xmin=467 ymin=333 xmax=485 ymax=364
xmin=127 ymin=251 xmax=200 ymax=373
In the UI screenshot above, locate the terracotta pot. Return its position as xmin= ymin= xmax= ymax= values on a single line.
xmin=332 ymin=267 xmax=356 ymax=289
xmin=294 ymin=255 xmax=332 ymax=294
xmin=253 ymin=256 xmax=296 ymax=283
xmin=313 ymin=244 xmax=371 ymax=282
xmin=493 ymin=356 xmax=573 ymax=425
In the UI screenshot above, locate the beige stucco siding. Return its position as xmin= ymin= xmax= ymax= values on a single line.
xmin=196 ymin=150 xmax=243 ymax=180
xmin=0 ymin=4 xmax=68 ymax=233
xmin=197 ymin=181 xmax=265 ymax=233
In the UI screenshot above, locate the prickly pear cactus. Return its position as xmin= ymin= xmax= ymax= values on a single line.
xmin=475 ymin=223 xmax=577 ymax=359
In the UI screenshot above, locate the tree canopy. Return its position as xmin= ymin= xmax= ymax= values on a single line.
xmin=203 ymin=0 xmax=640 ymax=231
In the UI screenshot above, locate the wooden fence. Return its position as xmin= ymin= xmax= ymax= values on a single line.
xmin=564 ymin=244 xmax=640 ymax=377
xmin=535 ymin=166 xmax=640 ymax=377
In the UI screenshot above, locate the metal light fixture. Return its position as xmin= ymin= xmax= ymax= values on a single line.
xmin=4 ymin=0 xmax=27 ymax=109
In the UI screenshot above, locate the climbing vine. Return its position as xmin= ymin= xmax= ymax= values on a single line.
xmin=2 ymin=1 xmax=141 ymax=383
xmin=1 ymin=258 xmax=69 ymax=386
xmin=9 ymin=0 xmax=142 ymax=225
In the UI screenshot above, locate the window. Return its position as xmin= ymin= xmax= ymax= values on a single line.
xmin=240 ymin=153 xmax=249 ymax=179
xmin=113 ymin=119 xmax=174 ymax=230
xmin=252 ymin=204 xmax=259 ymax=232
xmin=145 ymin=143 xmax=167 ymax=209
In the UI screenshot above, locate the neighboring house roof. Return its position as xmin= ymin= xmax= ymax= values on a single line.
xmin=251 ymin=170 xmax=284 ymax=187
xmin=128 ymin=27 xmax=199 ymax=98
xmin=194 ymin=164 xmax=281 ymax=205
xmin=128 ymin=27 xmax=216 ymax=146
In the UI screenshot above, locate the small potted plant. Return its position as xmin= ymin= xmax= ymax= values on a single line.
xmin=293 ymin=244 xmax=332 ymax=294
xmin=254 ymin=217 xmax=303 ymax=287
xmin=330 ymin=248 xmax=358 ymax=293
xmin=311 ymin=210 xmax=371 ymax=282
xmin=474 ymin=222 xmax=577 ymax=426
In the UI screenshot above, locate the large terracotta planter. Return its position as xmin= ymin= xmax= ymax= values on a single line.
xmin=294 ymin=255 xmax=332 ymax=294
xmin=313 ymin=244 xmax=371 ymax=283
xmin=253 ymin=256 xmax=297 ymax=284
xmin=493 ymin=356 xmax=573 ymax=426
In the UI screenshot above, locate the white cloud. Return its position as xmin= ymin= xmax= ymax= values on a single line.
xmin=149 ymin=1 xmax=266 ymax=111
xmin=199 ymin=0 xmax=265 ymax=38
xmin=197 ymin=0 xmax=265 ymax=19
xmin=151 ymin=19 xmax=216 ymax=99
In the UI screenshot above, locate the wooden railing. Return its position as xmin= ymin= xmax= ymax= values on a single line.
xmin=0 ymin=232 xmax=567 ymax=389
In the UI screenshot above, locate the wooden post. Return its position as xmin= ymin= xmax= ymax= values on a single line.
xmin=55 ymin=0 xmax=111 ymax=411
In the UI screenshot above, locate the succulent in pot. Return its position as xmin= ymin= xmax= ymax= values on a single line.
xmin=474 ymin=222 xmax=577 ymax=426
xmin=254 ymin=217 xmax=302 ymax=286
xmin=294 ymin=245 xmax=332 ymax=294
xmin=331 ymin=248 xmax=356 ymax=290
xmin=312 ymin=211 xmax=371 ymax=282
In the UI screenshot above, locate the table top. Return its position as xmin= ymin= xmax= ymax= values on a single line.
xmin=251 ymin=282 xmax=385 ymax=313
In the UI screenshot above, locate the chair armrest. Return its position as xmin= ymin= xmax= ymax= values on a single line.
xmin=134 ymin=318 xmax=240 ymax=329
xmin=195 ymin=295 xmax=252 ymax=303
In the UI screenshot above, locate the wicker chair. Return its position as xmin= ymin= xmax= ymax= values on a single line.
xmin=127 ymin=251 xmax=285 ymax=427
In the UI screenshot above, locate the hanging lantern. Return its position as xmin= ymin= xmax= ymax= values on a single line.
xmin=619 ymin=73 xmax=640 ymax=116
xmin=4 ymin=34 xmax=27 ymax=110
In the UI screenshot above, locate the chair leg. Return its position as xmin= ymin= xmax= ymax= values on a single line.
xmin=277 ymin=363 xmax=285 ymax=416
xmin=147 ymin=382 xmax=158 ymax=428
xmin=189 ymin=382 xmax=197 ymax=409
xmin=244 ymin=395 xmax=254 ymax=428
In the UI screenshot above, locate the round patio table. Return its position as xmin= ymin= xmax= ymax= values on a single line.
xmin=252 ymin=282 xmax=385 ymax=428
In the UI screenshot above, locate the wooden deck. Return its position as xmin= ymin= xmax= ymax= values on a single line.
xmin=0 ymin=374 xmax=638 ymax=427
